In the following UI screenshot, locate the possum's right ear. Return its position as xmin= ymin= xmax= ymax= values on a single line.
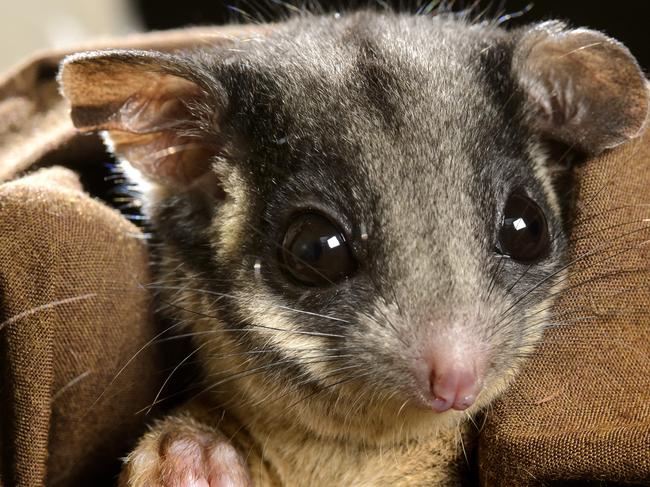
xmin=512 ymin=22 xmax=649 ymax=155
xmin=59 ymin=50 xmax=218 ymax=188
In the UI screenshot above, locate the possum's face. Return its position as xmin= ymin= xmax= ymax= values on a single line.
xmin=60 ymin=12 xmax=648 ymax=440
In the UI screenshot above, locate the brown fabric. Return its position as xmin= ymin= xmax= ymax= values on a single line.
xmin=0 ymin=25 xmax=648 ymax=487
xmin=479 ymin=127 xmax=650 ymax=485
xmin=0 ymin=167 xmax=168 ymax=486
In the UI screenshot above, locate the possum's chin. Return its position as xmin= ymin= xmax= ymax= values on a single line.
xmin=307 ymin=402 xmax=463 ymax=444
xmin=268 ymin=389 xmax=464 ymax=444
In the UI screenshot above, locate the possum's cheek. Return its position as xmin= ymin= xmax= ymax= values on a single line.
xmin=351 ymin=297 xmax=546 ymax=416
xmin=348 ymin=305 xmax=423 ymax=403
xmin=227 ymin=285 xmax=340 ymax=377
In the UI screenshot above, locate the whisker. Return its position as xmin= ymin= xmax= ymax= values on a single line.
xmin=147 ymin=284 xmax=350 ymax=325
xmin=254 ymin=363 xmax=364 ymax=411
xmin=494 ymin=223 xmax=650 ymax=332
xmin=145 ymin=339 xmax=214 ymax=415
xmin=282 ymin=371 xmax=376 ymax=413
xmin=0 ymin=293 xmax=96 ymax=333
xmin=158 ymin=296 xmax=347 ymax=339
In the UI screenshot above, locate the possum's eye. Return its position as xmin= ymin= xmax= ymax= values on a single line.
xmin=497 ymin=193 xmax=550 ymax=263
xmin=281 ymin=212 xmax=356 ymax=286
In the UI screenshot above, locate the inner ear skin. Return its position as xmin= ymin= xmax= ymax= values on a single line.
xmin=511 ymin=23 xmax=650 ymax=155
xmin=60 ymin=50 xmax=229 ymax=189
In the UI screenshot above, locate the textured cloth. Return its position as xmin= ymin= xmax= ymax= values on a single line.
xmin=0 ymin=167 xmax=166 ymax=486
xmin=0 ymin=26 xmax=649 ymax=487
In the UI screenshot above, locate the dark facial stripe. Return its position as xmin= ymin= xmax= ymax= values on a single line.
xmin=353 ymin=37 xmax=404 ymax=133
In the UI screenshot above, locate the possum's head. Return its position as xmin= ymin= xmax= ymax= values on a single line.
xmin=59 ymin=12 xmax=648 ymax=441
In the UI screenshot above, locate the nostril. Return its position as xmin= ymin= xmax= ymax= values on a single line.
xmin=431 ymin=396 xmax=453 ymax=413
xmin=429 ymin=366 xmax=481 ymax=413
xmin=429 ymin=370 xmax=457 ymax=412
xmin=454 ymin=394 xmax=476 ymax=411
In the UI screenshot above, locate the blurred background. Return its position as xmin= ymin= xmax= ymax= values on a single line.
xmin=2 ymin=1 xmax=649 ymax=71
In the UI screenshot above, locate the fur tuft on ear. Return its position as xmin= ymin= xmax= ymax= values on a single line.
xmin=59 ymin=50 xmax=214 ymax=187
xmin=513 ymin=21 xmax=649 ymax=154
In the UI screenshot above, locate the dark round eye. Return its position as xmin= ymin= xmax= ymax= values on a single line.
xmin=281 ymin=212 xmax=356 ymax=286
xmin=498 ymin=193 xmax=550 ymax=262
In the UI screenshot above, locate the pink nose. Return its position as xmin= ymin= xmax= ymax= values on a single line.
xmin=429 ymin=364 xmax=483 ymax=412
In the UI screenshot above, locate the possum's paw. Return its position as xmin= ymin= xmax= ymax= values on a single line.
xmin=119 ymin=416 xmax=251 ymax=487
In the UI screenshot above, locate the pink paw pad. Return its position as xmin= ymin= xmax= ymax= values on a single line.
xmin=125 ymin=427 xmax=252 ymax=487
xmin=161 ymin=434 xmax=250 ymax=487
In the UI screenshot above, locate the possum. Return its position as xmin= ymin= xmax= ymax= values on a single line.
xmin=58 ymin=9 xmax=649 ymax=487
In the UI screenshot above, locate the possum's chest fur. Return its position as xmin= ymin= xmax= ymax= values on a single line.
xmin=256 ymin=428 xmax=468 ymax=487
xmin=201 ymin=400 xmax=470 ymax=487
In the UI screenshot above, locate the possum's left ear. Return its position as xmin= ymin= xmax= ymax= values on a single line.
xmin=59 ymin=50 xmax=216 ymax=188
xmin=512 ymin=21 xmax=649 ymax=154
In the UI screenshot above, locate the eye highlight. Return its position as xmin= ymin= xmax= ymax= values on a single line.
xmin=497 ymin=193 xmax=550 ymax=263
xmin=280 ymin=212 xmax=357 ymax=286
